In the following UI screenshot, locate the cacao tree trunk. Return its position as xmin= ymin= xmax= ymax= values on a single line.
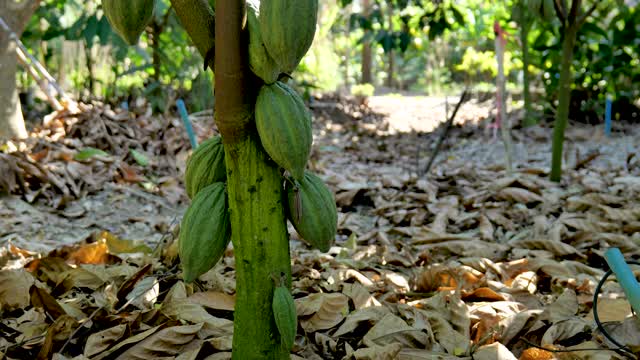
xmin=0 ymin=0 xmax=39 ymax=141
xmin=550 ymin=24 xmax=578 ymax=182
xmin=214 ymin=0 xmax=291 ymax=358
xmin=521 ymin=21 xmax=535 ymax=127
xmin=360 ymin=0 xmax=372 ymax=84
xmin=84 ymin=40 xmax=95 ymax=96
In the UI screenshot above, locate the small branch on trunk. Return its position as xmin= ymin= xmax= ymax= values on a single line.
xmin=553 ymin=0 xmax=567 ymax=22
xmin=568 ymin=0 xmax=582 ymax=23
xmin=577 ymin=1 xmax=598 ymax=27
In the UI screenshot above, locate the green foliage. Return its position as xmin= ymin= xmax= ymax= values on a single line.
xmin=350 ymin=83 xmax=375 ymax=97
xmin=19 ymin=0 xmax=209 ymax=113
xmin=455 ymin=47 xmax=516 ymax=81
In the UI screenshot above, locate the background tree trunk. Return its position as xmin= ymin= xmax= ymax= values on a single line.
xmin=521 ymin=20 xmax=535 ymax=127
xmin=360 ymin=0 xmax=372 ymax=84
xmin=0 ymin=0 xmax=39 ymax=141
xmin=385 ymin=3 xmax=394 ymax=88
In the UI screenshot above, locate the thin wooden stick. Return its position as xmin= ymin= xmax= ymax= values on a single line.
xmin=421 ymin=89 xmax=469 ymax=176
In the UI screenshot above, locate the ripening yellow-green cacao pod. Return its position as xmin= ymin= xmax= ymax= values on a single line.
xmin=247 ymin=0 xmax=281 ymax=84
xmin=103 ymin=0 xmax=155 ymax=45
xmin=286 ymin=172 xmax=337 ymax=252
xmin=179 ymin=182 xmax=231 ymax=282
xmin=259 ymin=0 xmax=318 ymax=73
xmin=255 ymin=82 xmax=312 ymax=181
xmin=184 ymin=136 xmax=226 ymax=199
xmin=272 ymin=285 xmax=297 ymax=350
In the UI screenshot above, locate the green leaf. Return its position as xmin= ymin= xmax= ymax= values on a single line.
xmin=449 ymin=5 xmax=465 ymax=26
xmin=74 ymin=148 xmax=110 ymax=161
xmin=581 ymin=22 xmax=607 ymax=38
xmin=129 ymin=149 xmax=150 ymax=167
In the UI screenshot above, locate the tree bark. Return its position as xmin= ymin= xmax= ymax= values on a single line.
xmin=360 ymin=0 xmax=372 ymax=84
xmin=0 ymin=0 xmax=39 ymax=141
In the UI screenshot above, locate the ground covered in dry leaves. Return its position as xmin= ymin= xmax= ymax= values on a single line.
xmin=0 ymin=95 xmax=639 ymax=360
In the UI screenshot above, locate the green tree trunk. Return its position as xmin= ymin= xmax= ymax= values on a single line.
xmin=360 ymin=0 xmax=372 ymax=84
xmin=225 ymin=135 xmax=291 ymax=359
xmin=550 ymin=25 xmax=578 ymax=182
xmin=213 ymin=0 xmax=291 ymax=358
xmin=521 ymin=21 xmax=535 ymax=127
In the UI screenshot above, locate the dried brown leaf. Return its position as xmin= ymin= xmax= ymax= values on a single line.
xmin=296 ymin=293 xmax=349 ymax=333
xmin=352 ymin=343 xmax=402 ymax=360
xmin=187 ymin=291 xmax=235 ymax=312
xmin=84 ymin=324 xmax=127 ymax=357
xmin=113 ymin=323 xmax=203 ymax=360
xmin=473 ymin=342 xmax=516 ymax=360
xmin=0 ymin=269 xmax=34 ymax=313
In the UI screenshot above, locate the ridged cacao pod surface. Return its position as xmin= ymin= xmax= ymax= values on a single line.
xmin=247 ymin=0 xmax=281 ymax=84
xmin=286 ymin=171 xmax=337 ymax=252
xmin=184 ymin=136 xmax=226 ymax=199
xmin=255 ymin=82 xmax=312 ymax=181
xmin=259 ymin=0 xmax=318 ymax=73
xmin=103 ymin=0 xmax=155 ymax=45
xmin=179 ymin=182 xmax=231 ymax=283
xmin=272 ymin=285 xmax=297 ymax=350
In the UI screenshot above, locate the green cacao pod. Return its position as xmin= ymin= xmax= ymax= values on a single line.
xmin=255 ymin=82 xmax=312 ymax=181
xmin=286 ymin=172 xmax=337 ymax=252
xmin=259 ymin=0 xmax=318 ymax=73
xmin=103 ymin=0 xmax=155 ymax=45
xmin=179 ymin=182 xmax=231 ymax=283
xmin=247 ymin=0 xmax=281 ymax=84
xmin=184 ymin=136 xmax=227 ymax=199
xmin=272 ymin=285 xmax=297 ymax=350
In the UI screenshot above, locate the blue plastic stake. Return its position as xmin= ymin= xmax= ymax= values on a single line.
xmin=604 ymin=248 xmax=640 ymax=319
xmin=177 ymin=99 xmax=198 ymax=149
xmin=604 ymin=95 xmax=612 ymax=137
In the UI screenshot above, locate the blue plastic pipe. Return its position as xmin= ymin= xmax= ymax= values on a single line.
xmin=177 ymin=99 xmax=198 ymax=149
xmin=604 ymin=248 xmax=640 ymax=318
xmin=604 ymin=95 xmax=612 ymax=137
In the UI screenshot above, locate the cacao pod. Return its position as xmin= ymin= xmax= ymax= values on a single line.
xmin=255 ymin=82 xmax=312 ymax=181
xmin=286 ymin=172 xmax=337 ymax=252
xmin=272 ymin=285 xmax=297 ymax=350
xmin=184 ymin=136 xmax=227 ymax=199
xmin=259 ymin=0 xmax=318 ymax=73
xmin=103 ymin=0 xmax=155 ymax=45
xmin=247 ymin=0 xmax=281 ymax=84
xmin=179 ymin=182 xmax=231 ymax=283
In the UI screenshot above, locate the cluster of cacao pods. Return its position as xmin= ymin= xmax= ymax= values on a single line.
xmin=180 ymin=136 xmax=231 ymax=283
xmin=102 ymin=0 xmax=155 ymax=45
xmin=247 ymin=0 xmax=336 ymax=351
xmin=248 ymin=0 xmax=336 ymax=253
